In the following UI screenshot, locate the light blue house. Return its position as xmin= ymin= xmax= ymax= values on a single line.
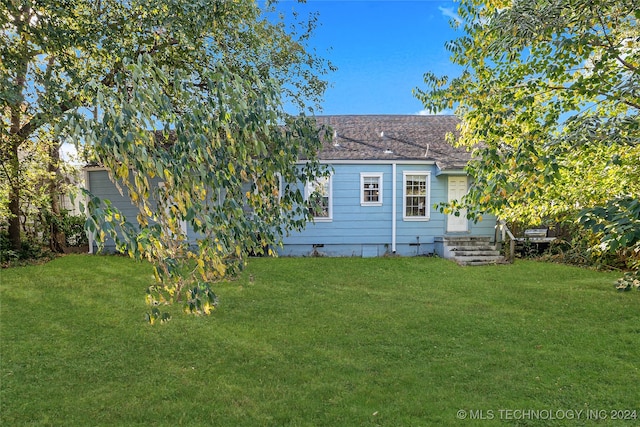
xmin=84 ymin=115 xmax=501 ymax=262
xmin=278 ymin=115 xmax=498 ymax=259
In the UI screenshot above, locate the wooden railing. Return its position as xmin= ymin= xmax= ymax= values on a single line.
xmin=495 ymin=220 xmax=516 ymax=263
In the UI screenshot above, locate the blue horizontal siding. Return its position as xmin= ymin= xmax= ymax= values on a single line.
xmin=280 ymin=163 xmax=496 ymax=256
xmin=87 ymin=170 xmax=199 ymax=250
xmin=88 ymin=163 xmax=497 ymax=257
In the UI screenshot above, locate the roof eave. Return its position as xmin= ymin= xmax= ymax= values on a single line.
xmin=435 ymin=161 xmax=468 ymax=176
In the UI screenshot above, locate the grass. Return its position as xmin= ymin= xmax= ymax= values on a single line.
xmin=1 ymin=255 xmax=639 ymax=426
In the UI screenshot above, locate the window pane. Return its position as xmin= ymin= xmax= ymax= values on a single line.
xmin=309 ymin=177 xmax=330 ymax=218
xmin=405 ymin=174 xmax=427 ymax=217
xmin=363 ymin=176 xmax=380 ymax=203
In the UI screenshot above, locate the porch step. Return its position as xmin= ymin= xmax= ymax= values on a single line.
xmin=439 ymin=236 xmax=505 ymax=266
xmin=453 ymin=255 xmax=505 ymax=266
xmin=453 ymin=249 xmax=502 ymax=256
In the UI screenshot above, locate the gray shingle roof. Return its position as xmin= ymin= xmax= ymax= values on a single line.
xmin=315 ymin=115 xmax=470 ymax=170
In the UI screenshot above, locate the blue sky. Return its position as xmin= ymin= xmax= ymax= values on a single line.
xmin=276 ymin=0 xmax=462 ymax=115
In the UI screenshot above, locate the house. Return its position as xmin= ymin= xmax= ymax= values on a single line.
xmin=278 ymin=115 xmax=499 ymax=261
xmin=84 ymin=115 xmax=502 ymax=263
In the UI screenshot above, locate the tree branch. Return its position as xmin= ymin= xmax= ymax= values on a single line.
xmin=16 ymin=59 xmax=124 ymax=140
xmin=595 ymin=9 xmax=639 ymax=73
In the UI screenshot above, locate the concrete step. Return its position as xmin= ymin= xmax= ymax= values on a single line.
xmin=452 ymin=249 xmax=501 ymax=256
xmin=454 ymin=255 xmax=505 ymax=266
xmin=455 ymin=258 xmax=505 ymax=266
xmin=442 ymin=239 xmax=493 ymax=248
xmin=447 ymin=242 xmax=494 ymax=251
xmin=436 ymin=236 xmax=505 ymax=266
xmin=450 ymin=244 xmax=497 ymax=251
xmin=440 ymin=236 xmax=492 ymax=242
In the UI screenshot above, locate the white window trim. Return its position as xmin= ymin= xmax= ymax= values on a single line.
xmin=305 ymin=174 xmax=333 ymax=222
xmin=360 ymin=172 xmax=383 ymax=206
xmin=402 ymin=171 xmax=431 ymax=221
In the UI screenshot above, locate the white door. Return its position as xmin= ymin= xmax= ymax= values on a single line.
xmin=447 ymin=176 xmax=468 ymax=232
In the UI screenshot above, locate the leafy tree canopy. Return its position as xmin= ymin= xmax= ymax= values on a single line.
xmin=2 ymin=0 xmax=333 ymax=318
xmin=415 ymin=0 xmax=639 ymax=264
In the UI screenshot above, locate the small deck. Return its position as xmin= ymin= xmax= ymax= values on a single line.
xmin=514 ymin=228 xmax=557 ymax=255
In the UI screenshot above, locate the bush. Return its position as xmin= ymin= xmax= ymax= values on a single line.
xmin=0 ymin=232 xmax=19 ymax=264
xmin=42 ymin=210 xmax=89 ymax=248
xmin=60 ymin=212 xmax=88 ymax=247
xmin=615 ymin=271 xmax=640 ymax=291
xmin=540 ymin=223 xmax=628 ymax=270
xmin=0 ymin=232 xmax=52 ymax=266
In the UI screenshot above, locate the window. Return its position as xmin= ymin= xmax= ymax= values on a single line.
xmin=306 ymin=175 xmax=332 ymax=221
xmin=403 ymin=172 xmax=430 ymax=220
xmin=360 ymin=173 xmax=383 ymax=206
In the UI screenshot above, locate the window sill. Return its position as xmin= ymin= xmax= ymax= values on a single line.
xmin=310 ymin=217 xmax=333 ymax=223
xmin=403 ymin=216 xmax=430 ymax=221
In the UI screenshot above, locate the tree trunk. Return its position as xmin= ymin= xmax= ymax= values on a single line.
xmin=7 ymin=114 xmax=22 ymax=252
xmin=7 ymin=187 xmax=22 ymax=251
xmin=7 ymin=47 xmax=29 ymax=252
xmin=48 ymin=141 xmax=66 ymax=252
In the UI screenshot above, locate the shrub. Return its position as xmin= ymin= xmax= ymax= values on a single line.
xmin=615 ymin=271 xmax=640 ymax=292
xmin=0 ymin=232 xmax=52 ymax=267
xmin=541 ymin=223 xmax=628 ymax=270
xmin=44 ymin=211 xmax=88 ymax=247
xmin=61 ymin=212 xmax=88 ymax=247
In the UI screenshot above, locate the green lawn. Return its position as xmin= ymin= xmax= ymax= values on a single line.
xmin=1 ymin=255 xmax=639 ymax=426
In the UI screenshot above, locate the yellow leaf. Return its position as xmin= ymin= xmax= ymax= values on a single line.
xmin=177 ymin=199 xmax=186 ymax=215
xmin=215 ymin=262 xmax=226 ymax=276
xmin=118 ymin=163 xmax=129 ymax=179
xmin=137 ymin=213 xmax=148 ymax=227
xmin=203 ymin=302 xmax=213 ymax=315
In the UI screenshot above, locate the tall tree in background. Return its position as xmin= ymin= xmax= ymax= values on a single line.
xmin=415 ymin=0 xmax=639 ymax=266
xmin=2 ymin=0 xmax=333 ymax=316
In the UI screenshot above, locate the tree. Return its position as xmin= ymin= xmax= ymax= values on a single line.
xmin=1 ymin=3 xmax=93 ymax=256
xmin=415 ymin=0 xmax=639 ymax=267
xmin=2 ymin=0 xmax=333 ymax=317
